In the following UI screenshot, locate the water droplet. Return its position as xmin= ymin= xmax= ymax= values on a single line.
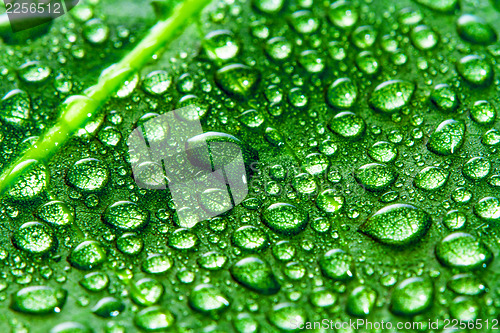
xmin=198 ymin=251 xmax=227 ymax=270
xmin=269 ymin=303 xmax=306 ymax=331
xmin=414 ymin=0 xmax=458 ymax=13
xmin=272 ymin=241 xmax=295 ymax=261
xmin=7 ymin=160 xmax=48 ymax=200
xmin=265 ymin=37 xmax=293 ymax=61
xmin=234 ymin=313 xmax=259 ymax=333
xmin=451 ymin=187 xmax=473 ymax=204
xmin=69 ymin=240 xmax=107 ymax=270
xmin=346 ymin=286 xmax=377 ymax=317
xmin=482 ymin=129 xmax=500 ymax=146
xmin=398 ymin=8 xmax=423 ymax=26
xmin=231 ymin=256 xmax=280 ymax=295
xmin=310 ymin=288 xmax=337 ymax=308
xmin=302 ymin=153 xmax=329 ymax=176
xmin=355 ymin=51 xmax=379 ymax=75
xmin=262 ymin=203 xmax=308 ymax=235
xmin=80 ymin=272 xmax=109 ymax=292
xmin=189 ymin=284 xmax=230 ymax=315
xmin=328 ymin=111 xmax=366 ymax=140
xmin=360 ymin=204 xmax=431 ymax=246
xmin=431 ymin=84 xmax=459 ymax=112
xmin=462 ymin=157 xmax=491 ymax=180
xmin=298 ymin=50 xmax=325 ymax=73
xmin=355 ymin=163 xmax=397 ymax=191
xmin=117 ymin=233 xmax=143 ymax=255
xmin=369 ymin=80 xmax=415 ymax=114
xmin=12 ymin=222 xmax=56 ymax=254
xmin=414 ymin=166 xmax=448 ymax=191
xmin=130 ymin=278 xmax=164 ymax=306
xmin=457 ymin=14 xmax=497 ymax=45
xmin=456 ymin=55 xmax=494 ymax=86
xmin=232 ymin=226 xmax=268 ymax=252
xmin=284 ymin=262 xmax=306 ymax=280
xmin=11 ymin=286 xmax=67 ymax=314
xmin=352 ymin=25 xmax=377 ymax=49
xmin=442 ymin=210 xmax=466 ymax=230
xmin=390 ymin=277 xmax=433 ymax=316
xmin=215 ymin=64 xmax=260 ymax=99
xmin=103 ymin=201 xmax=149 ymax=231
xmin=252 ymin=0 xmax=284 ymax=14
xmin=319 ymin=249 xmax=354 ymax=280
xmin=92 ymin=297 xmax=125 ymax=318
xmin=470 ymin=100 xmax=496 ymax=125
xmin=474 ymin=196 xmax=500 ymax=221
xmin=290 ymin=10 xmax=319 ymax=34
xmin=0 ymin=89 xmax=30 ymax=126
xmin=427 ymin=119 xmax=465 ymax=156
xmin=142 ymin=70 xmax=172 ymax=96
xmin=316 ymin=189 xmax=344 ymax=214
xmin=450 ymin=296 xmax=479 ymax=321
xmin=368 ymin=141 xmax=398 ymax=163
xmin=448 ymin=274 xmax=487 ymax=295
xmin=35 ymin=201 xmax=75 ymax=227
xmin=18 ymin=61 xmax=51 ymax=83
xmin=141 ymin=254 xmax=173 ymax=274
xmin=83 ymin=19 xmax=110 ymax=44
xmin=436 ymin=233 xmax=493 ymax=270
xmin=411 ymin=25 xmax=439 ymax=50
xmin=203 ymin=30 xmax=240 ymax=62
xmin=168 ymin=228 xmax=198 ymax=250
xmin=67 ymin=158 xmax=109 ymax=192
xmin=134 ymin=307 xmax=175 ymax=331
xmin=326 ymin=78 xmax=357 ymax=109
xmin=328 ymin=1 xmax=359 ymax=28
xmin=238 ymin=109 xmax=265 ymax=128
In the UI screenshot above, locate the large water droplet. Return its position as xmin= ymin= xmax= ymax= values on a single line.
xmin=462 ymin=157 xmax=491 ymax=180
xmin=369 ymin=80 xmax=415 ymax=114
xmin=457 ymin=14 xmax=497 ymax=45
xmin=427 ymin=119 xmax=465 ymax=156
xmin=103 ymin=201 xmax=149 ymax=231
xmin=436 ymin=233 xmax=493 ymax=270
xmin=0 ymin=89 xmax=30 ymax=126
xmin=456 ymin=55 xmax=494 ymax=86
xmin=319 ymin=249 xmax=354 ymax=281
xmin=230 ymin=256 xmax=280 ymax=295
xmin=215 ymin=64 xmax=260 ymax=99
xmin=431 ymin=83 xmax=459 ymax=112
xmin=346 ymin=286 xmax=377 ymax=317
xmin=83 ymin=19 xmax=109 ymax=44
xmin=188 ymin=284 xmax=230 ymax=315
xmin=474 ymin=196 xmax=500 ymax=221
xmin=326 ymin=78 xmax=357 ymax=109
xmin=328 ymin=1 xmax=359 ymax=28
xmin=262 ymin=203 xmax=308 ymax=235
xmin=11 ymin=286 xmax=67 ymax=314
xmin=12 ymin=221 xmax=56 ymax=254
xmin=360 ymin=204 xmax=431 ymax=246
xmin=414 ymin=166 xmax=448 ymax=191
xmin=355 ymin=163 xmax=397 ymax=191
xmin=232 ymin=226 xmax=269 ymax=252
xmin=203 ymin=30 xmax=240 ymax=62
xmin=390 ymin=277 xmax=433 ymax=316
xmin=69 ymin=240 xmax=107 ymax=270
xmin=328 ymin=111 xmax=366 ymax=140
xmin=134 ymin=307 xmax=175 ymax=331
xmin=67 ymin=158 xmax=109 ymax=192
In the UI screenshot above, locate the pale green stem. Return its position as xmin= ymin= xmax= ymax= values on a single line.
xmin=0 ymin=0 xmax=212 ymax=196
